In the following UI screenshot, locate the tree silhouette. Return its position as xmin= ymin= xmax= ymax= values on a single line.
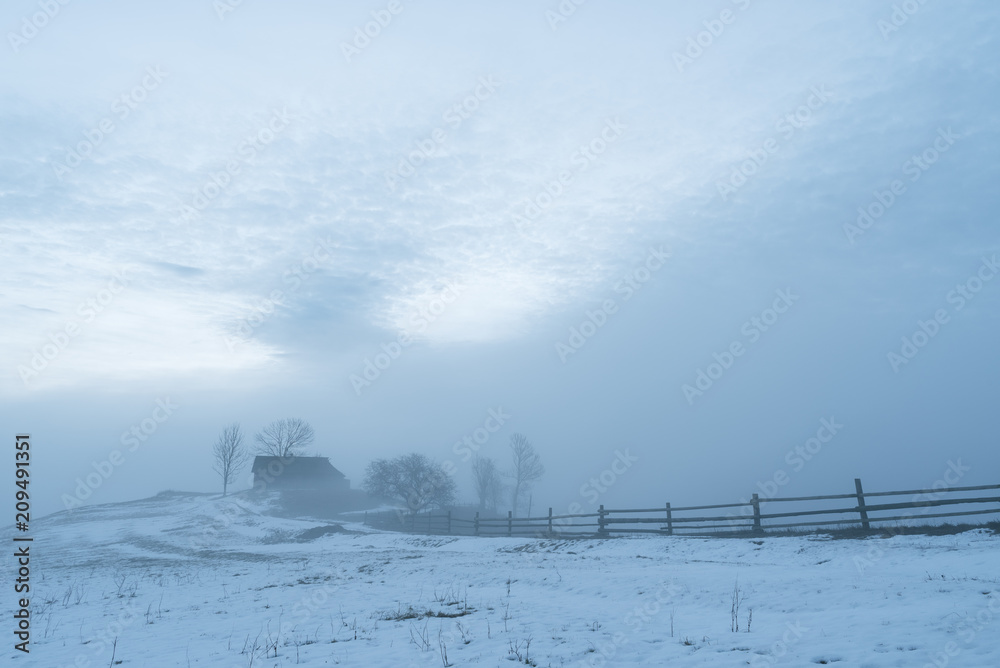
xmin=254 ymin=418 xmax=315 ymax=457
xmin=212 ymin=423 xmax=250 ymax=496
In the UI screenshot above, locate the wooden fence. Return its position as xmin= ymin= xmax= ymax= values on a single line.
xmin=363 ymin=478 xmax=1000 ymax=538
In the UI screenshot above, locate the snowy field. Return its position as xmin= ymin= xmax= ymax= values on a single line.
xmin=8 ymin=492 xmax=1000 ymax=668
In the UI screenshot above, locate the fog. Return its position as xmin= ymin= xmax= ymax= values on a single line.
xmin=3 ymin=0 xmax=999 ymax=520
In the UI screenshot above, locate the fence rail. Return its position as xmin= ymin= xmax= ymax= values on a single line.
xmin=362 ymin=478 xmax=1000 ymax=538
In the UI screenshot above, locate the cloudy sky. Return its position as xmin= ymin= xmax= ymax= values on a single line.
xmin=3 ymin=0 xmax=999 ymax=518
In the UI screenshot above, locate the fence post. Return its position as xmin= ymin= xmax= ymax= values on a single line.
xmin=855 ymin=478 xmax=871 ymax=530
xmin=548 ymin=507 xmax=553 ymax=537
xmin=665 ymin=502 xmax=673 ymax=536
xmin=447 ymin=510 xmax=452 ymax=535
xmin=507 ymin=510 xmax=512 ymax=537
xmin=474 ymin=512 xmax=479 ymax=537
xmin=598 ymin=505 xmax=608 ymax=537
xmin=751 ymin=494 xmax=761 ymax=533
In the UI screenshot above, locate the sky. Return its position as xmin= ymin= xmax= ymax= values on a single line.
xmin=2 ymin=0 xmax=999 ymax=520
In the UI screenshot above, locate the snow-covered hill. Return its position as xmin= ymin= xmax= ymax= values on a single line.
xmin=8 ymin=492 xmax=999 ymax=667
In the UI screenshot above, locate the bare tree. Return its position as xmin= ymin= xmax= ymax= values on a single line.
xmin=471 ymin=455 xmax=503 ymax=513
xmin=508 ymin=433 xmax=544 ymax=516
xmin=254 ymin=418 xmax=315 ymax=457
xmin=363 ymin=453 xmax=456 ymax=514
xmin=212 ymin=423 xmax=251 ymax=496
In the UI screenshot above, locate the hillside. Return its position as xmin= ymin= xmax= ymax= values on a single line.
xmin=7 ymin=491 xmax=1000 ymax=666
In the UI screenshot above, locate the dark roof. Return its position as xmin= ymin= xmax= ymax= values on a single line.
xmin=251 ymin=456 xmax=345 ymax=480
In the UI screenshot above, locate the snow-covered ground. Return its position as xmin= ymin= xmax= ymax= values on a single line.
xmin=8 ymin=492 xmax=1000 ymax=667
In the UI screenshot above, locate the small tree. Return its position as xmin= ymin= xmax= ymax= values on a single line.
xmin=508 ymin=433 xmax=543 ymax=516
xmin=472 ymin=455 xmax=503 ymax=513
xmin=363 ymin=453 xmax=456 ymax=514
xmin=255 ymin=418 xmax=315 ymax=457
xmin=212 ymin=423 xmax=251 ymax=496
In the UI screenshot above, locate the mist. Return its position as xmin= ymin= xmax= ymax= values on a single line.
xmin=4 ymin=0 xmax=999 ymax=522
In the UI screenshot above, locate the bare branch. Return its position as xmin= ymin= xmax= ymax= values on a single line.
xmin=472 ymin=455 xmax=503 ymax=513
xmin=212 ymin=423 xmax=251 ymax=496
xmin=364 ymin=453 xmax=456 ymax=513
xmin=254 ymin=418 xmax=315 ymax=457
xmin=508 ymin=433 xmax=543 ymax=516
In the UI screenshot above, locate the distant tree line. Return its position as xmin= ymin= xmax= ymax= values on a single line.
xmin=363 ymin=432 xmax=544 ymax=517
xmin=210 ymin=417 xmax=544 ymax=516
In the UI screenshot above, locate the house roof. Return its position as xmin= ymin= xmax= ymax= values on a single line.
xmin=251 ymin=456 xmax=345 ymax=479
